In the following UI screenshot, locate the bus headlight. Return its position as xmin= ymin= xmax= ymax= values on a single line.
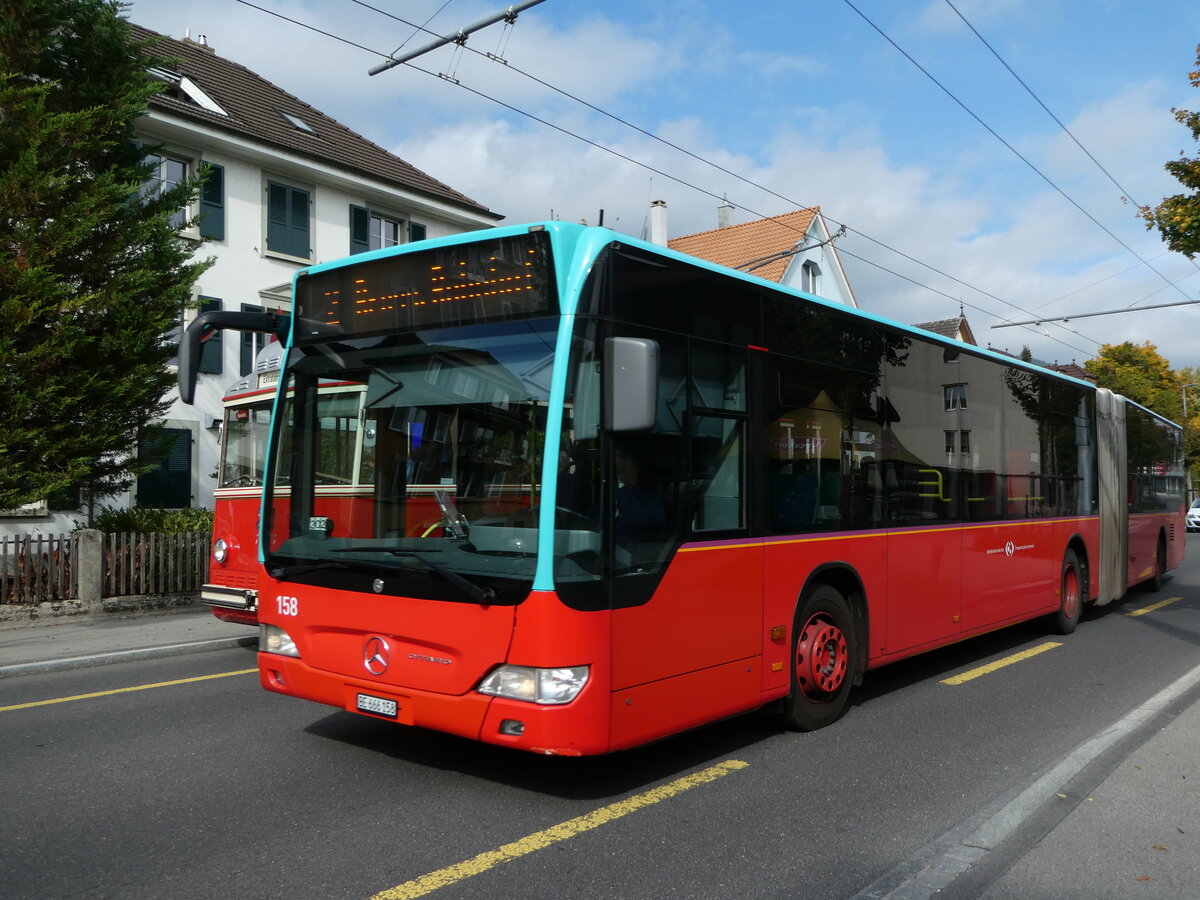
xmin=213 ymin=539 xmax=228 ymax=564
xmin=478 ymin=665 xmax=589 ymax=705
xmin=260 ymin=624 xmax=300 ymax=658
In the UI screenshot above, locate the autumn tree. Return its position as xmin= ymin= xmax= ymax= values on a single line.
xmin=1139 ymin=44 xmax=1200 ymax=257
xmin=1085 ymin=341 xmax=1181 ymax=418
xmin=0 ymin=0 xmax=211 ymax=509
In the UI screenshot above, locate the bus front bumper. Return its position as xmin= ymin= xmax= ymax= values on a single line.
xmin=257 ymin=652 xmax=611 ymax=756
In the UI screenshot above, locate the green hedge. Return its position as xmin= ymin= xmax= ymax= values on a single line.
xmin=78 ymin=507 xmax=214 ymax=534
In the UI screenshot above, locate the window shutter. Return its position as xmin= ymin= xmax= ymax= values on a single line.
xmin=266 ymin=182 xmax=310 ymax=258
xmin=289 ymin=187 xmax=309 ymax=257
xmin=198 ymin=297 xmax=223 ymax=374
xmin=350 ymin=205 xmax=370 ymax=255
xmin=267 ymin=182 xmax=288 ymax=253
xmin=137 ymin=428 xmax=192 ymax=509
xmin=199 ymin=163 xmax=225 ymax=240
xmin=409 ymin=221 xmax=427 ymax=243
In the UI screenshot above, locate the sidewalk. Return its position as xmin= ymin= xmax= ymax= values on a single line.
xmin=974 ymin=694 xmax=1200 ymax=899
xmin=0 ymin=606 xmax=256 ymax=677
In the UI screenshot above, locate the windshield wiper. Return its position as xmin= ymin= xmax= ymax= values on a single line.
xmin=331 ymin=547 xmax=495 ymax=603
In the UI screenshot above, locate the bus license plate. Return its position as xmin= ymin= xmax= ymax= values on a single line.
xmin=356 ymin=693 xmax=398 ymax=718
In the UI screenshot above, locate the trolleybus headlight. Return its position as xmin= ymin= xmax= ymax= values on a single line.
xmin=260 ymin=624 xmax=300 ymax=658
xmin=213 ymin=539 xmax=228 ymax=564
xmin=477 ymin=665 xmax=589 ymax=705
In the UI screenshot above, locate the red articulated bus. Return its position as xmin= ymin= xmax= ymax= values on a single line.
xmin=180 ymin=222 xmax=1185 ymax=755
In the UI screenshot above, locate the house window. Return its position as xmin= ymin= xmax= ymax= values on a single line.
xmin=944 ymin=384 xmax=967 ymax=411
xmin=801 ymin=260 xmax=821 ymax=294
xmin=960 ymin=430 xmax=970 ymax=455
xmin=370 ymin=213 xmax=402 ymax=250
xmin=350 ymin=205 xmax=415 ymax=254
xmin=241 ymin=303 xmax=266 ymax=376
xmin=266 ymin=180 xmax=311 ymax=260
xmin=279 ymin=110 xmax=316 ymax=134
xmin=945 ymin=431 xmax=956 ymax=454
xmin=145 ymin=154 xmax=190 ymax=229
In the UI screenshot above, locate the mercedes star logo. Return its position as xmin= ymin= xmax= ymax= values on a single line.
xmin=364 ymin=636 xmax=391 ymax=675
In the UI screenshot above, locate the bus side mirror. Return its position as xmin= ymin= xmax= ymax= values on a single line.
xmin=177 ymin=310 xmax=289 ymax=405
xmin=604 ymin=337 xmax=658 ymax=432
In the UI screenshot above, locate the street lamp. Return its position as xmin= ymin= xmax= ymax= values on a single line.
xmin=1184 ymin=383 xmax=1200 ymax=421
xmin=1182 ymin=383 xmax=1199 ymax=504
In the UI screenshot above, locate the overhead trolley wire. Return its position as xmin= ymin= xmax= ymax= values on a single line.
xmin=235 ymin=0 xmax=1102 ymax=358
xmin=942 ymin=0 xmax=1200 ymax=291
xmin=841 ymin=0 xmax=1191 ymax=304
xmin=340 ymin=0 xmax=1106 ymax=353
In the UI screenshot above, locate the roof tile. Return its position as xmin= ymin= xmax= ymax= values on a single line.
xmin=131 ymin=24 xmax=498 ymax=219
xmin=668 ymin=209 xmax=818 ymax=282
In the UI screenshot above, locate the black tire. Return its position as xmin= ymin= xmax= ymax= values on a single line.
xmin=1143 ymin=537 xmax=1167 ymax=592
xmin=1051 ymin=549 xmax=1083 ymax=635
xmin=784 ymin=584 xmax=856 ymax=731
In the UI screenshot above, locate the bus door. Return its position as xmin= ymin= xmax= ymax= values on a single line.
xmin=884 ymin=460 xmax=962 ymax=653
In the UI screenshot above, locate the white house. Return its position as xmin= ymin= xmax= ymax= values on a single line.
xmin=666 ymin=204 xmax=858 ymax=307
xmin=1 ymin=24 xmax=500 ymax=535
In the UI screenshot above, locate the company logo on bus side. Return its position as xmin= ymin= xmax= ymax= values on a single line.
xmin=985 ymin=541 xmax=1035 ymax=557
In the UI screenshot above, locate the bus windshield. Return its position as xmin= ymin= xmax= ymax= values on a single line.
xmin=220 ymin=399 xmax=272 ymax=487
xmin=264 ymin=319 xmax=563 ymax=603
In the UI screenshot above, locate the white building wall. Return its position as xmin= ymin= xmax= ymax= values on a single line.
xmin=1 ymin=118 xmax=496 ymax=537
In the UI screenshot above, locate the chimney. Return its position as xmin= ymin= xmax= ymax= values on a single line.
xmin=182 ymin=29 xmax=216 ymax=52
xmin=718 ymin=200 xmax=734 ymax=229
xmin=649 ymin=200 xmax=668 ymax=246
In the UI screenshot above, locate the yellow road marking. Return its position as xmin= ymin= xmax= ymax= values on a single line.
xmin=1126 ymin=597 xmax=1182 ymax=617
xmin=0 ymin=668 xmax=258 ymax=712
xmin=370 ymin=759 xmax=750 ymax=900
xmin=940 ymin=642 xmax=1062 ymax=685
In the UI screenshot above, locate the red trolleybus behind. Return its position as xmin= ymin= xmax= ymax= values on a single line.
xmin=201 ymin=343 xmax=281 ymax=625
xmin=179 ymin=222 xmax=1185 ymax=756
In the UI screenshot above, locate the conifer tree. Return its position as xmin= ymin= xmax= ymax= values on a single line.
xmin=0 ymin=0 xmax=212 ymax=509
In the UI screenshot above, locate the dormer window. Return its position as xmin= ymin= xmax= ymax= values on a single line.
xmin=279 ymin=110 xmax=316 ymax=134
xmin=148 ymin=66 xmax=227 ymax=116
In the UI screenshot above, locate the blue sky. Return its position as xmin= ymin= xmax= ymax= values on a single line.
xmin=128 ymin=0 xmax=1200 ymax=371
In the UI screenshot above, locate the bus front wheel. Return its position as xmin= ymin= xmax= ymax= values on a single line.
xmin=784 ymin=585 xmax=856 ymax=731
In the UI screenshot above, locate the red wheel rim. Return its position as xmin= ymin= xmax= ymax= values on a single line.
xmin=1063 ymin=566 xmax=1080 ymax=620
xmin=796 ymin=612 xmax=848 ymax=698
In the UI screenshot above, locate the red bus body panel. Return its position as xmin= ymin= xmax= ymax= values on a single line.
xmin=259 ymin=513 xmax=1117 ymax=754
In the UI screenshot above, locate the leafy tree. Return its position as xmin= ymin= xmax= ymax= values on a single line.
xmin=0 ymin=0 xmax=212 ymax=509
xmin=1085 ymin=341 xmax=1181 ymax=418
xmin=1138 ymin=45 xmax=1200 ymax=257
xmin=1087 ymin=342 xmax=1199 ymax=495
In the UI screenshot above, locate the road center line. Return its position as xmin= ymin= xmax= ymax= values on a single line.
xmin=940 ymin=642 xmax=1062 ymax=685
xmin=369 ymin=759 xmax=750 ymax=900
xmin=1126 ymin=596 xmax=1181 ymax=617
xmin=0 ymin=668 xmax=259 ymax=712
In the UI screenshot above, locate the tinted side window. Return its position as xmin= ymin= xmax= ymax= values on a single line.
xmin=884 ymin=336 xmax=963 ymax=525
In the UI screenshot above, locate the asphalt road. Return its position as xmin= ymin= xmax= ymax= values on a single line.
xmin=3 ymin=546 xmax=1200 ymax=900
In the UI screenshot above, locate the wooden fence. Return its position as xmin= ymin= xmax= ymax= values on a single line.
xmin=102 ymin=532 xmax=211 ymax=597
xmin=0 ymin=533 xmax=73 ymax=605
xmin=0 ymin=531 xmax=211 ymax=605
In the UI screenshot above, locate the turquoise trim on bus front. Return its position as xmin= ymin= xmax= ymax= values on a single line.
xmin=531 ymin=224 xmax=618 ymax=590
